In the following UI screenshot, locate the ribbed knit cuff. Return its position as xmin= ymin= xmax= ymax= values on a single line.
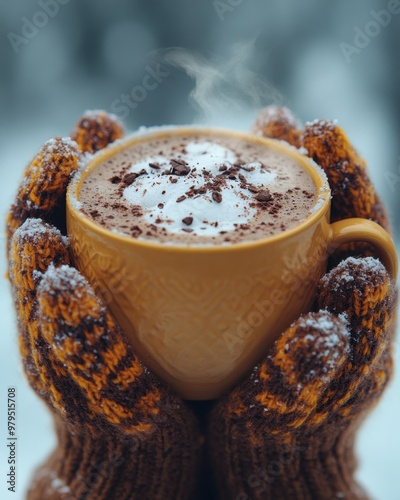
xmin=209 ymin=422 xmax=369 ymax=500
xmin=28 ymin=415 xmax=199 ymax=500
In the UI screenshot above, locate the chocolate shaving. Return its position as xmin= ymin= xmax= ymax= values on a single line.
xmin=123 ymin=169 xmax=147 ymax=186
xmin=187 ymin=186 xmax=207 ymax=196
xmin=170 ymin=159 xmax=190 ymax=176
xmin=110 ymin=176 xmax=121 ymax=184
xmin=149 ymin=162 xmax=160 ymax=169
xmin=212 ymin=191 xmax=222 ymax=203
xmin=176 ymin=195 xmax=186 ymax=203
xmin=239 ymin=164 xmax=255 ymax=172
xmin=255 ymin=189 xmax=273 ymax=202
xmin=123 ymin=173 xmax=137 ymax=186
xmin=182 ymin=216 xmax=193 ymax=226
xmin=131 ymin=226 xmax=143 ymax=237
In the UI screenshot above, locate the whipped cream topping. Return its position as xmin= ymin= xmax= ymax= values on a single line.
xmin=123 ymin=141 xmax=277 ymax=236
xmin=79 ymin=131 xmax=318 ymax=245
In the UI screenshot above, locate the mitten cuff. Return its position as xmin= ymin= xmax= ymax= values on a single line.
xmin=212 ymin=424 xmax=368 ymax=500
xmin=27 ymin=415 xmax=199 ymax=500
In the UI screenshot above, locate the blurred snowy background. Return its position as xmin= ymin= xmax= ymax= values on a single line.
xmin=0 ymin=0 xmax=399 ymax=498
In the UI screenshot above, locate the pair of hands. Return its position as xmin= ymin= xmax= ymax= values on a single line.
xmin=7 ymin=108 xmax=397 ymax=499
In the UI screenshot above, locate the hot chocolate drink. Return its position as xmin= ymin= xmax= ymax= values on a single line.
xmin=79 ymin=130 xmax=317 ymax=245
xmin=68 ymin=126 xmax=397 ymax=399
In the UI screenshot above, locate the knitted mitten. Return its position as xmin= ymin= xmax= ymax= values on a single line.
xmin=208 ymin=107 xmax=397 ymax=500
xmin=7 ymin=111 xmax=201 ymax=500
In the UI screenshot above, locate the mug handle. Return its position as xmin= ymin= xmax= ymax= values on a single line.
xmin=329 ymin=218 xmax=398 ymax=281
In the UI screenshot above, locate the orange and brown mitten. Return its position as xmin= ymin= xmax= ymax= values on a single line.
xmin=207 ymin=107 xmax=397 ymax=499
xmin=6 ymin=111 xmax=200 ymax=500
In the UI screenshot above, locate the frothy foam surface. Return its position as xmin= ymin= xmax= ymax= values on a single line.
xmin=79 ymin=132 xmax=317 ymax=245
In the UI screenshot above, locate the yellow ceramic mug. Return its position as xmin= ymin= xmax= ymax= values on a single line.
xmin=66 ymin=127 xmax=398 ymax=400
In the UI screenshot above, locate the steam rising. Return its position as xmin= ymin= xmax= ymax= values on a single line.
xmin=153 ymin=40 xmax=283 ymax=125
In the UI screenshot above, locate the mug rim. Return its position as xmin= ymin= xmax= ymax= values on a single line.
xmin=66 ymin=125 xmax=331 ymax=253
